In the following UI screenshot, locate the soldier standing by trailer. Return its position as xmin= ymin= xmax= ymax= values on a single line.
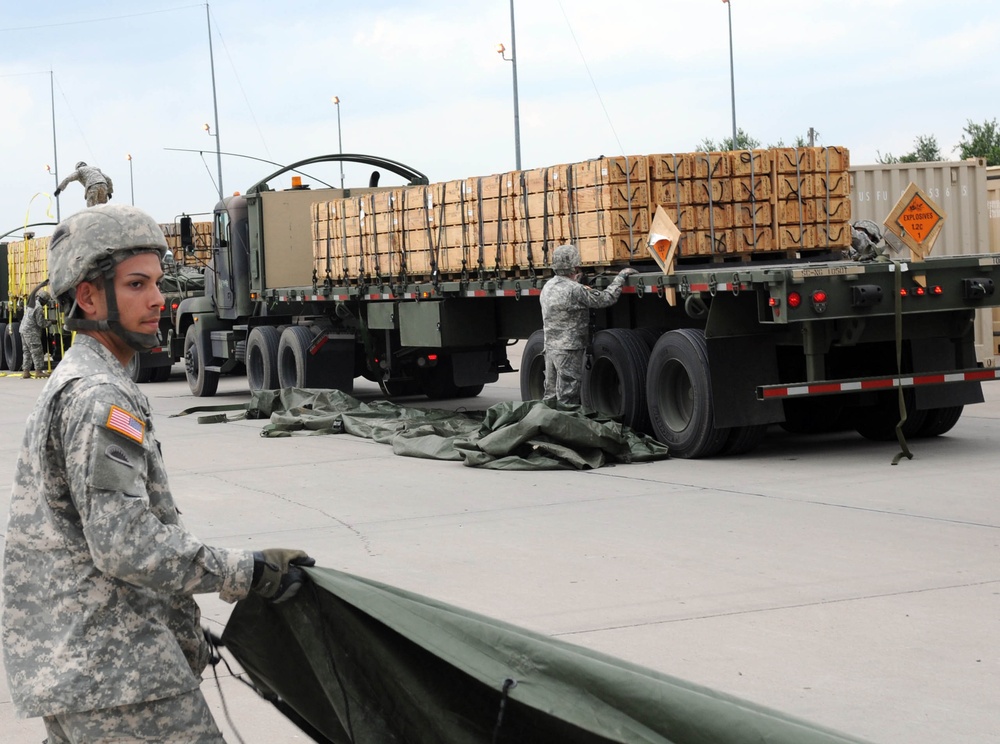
xmin=54 ymin=161 xmax=114 ymax=207
xmin=1 ymin=204 xmax=315 ymax=743
xmin=540 ymin=244 xmax=637 ymax=405
xmin=19 ymin=289 xmax=51 ymax=378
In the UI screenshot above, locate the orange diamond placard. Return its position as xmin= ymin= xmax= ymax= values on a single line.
xmin=897 ymin=193 xmax=940 ymax=243
xmin=883 ymin=182 xmax=947 ymax=259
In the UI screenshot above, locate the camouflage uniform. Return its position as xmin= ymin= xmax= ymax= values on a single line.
xmin=56 ymin=164 xmax=113 ymax=207
xmin=1 ymin=333 xmax=255 ymax=737
xmin=540 ymin=271 xmax=631 ymax=404
xmin=18 ymin=300 xmax=47 ymax=374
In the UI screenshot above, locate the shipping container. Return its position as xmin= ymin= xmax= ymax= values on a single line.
xmin=850 ymin=159 xmax=995 ymax=365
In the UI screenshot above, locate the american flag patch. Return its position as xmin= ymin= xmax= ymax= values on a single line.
xmin=106 ymin=405 xmax=145 ymax=444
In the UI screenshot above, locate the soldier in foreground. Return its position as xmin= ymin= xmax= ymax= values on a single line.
xmin=18 ymin=289 xmax=51 ymax=378
xmin=540 ymin=244 xmax=636 ymax=405
xmin=1 ymin=205 xmax=314 ymax=743
xmin=54 ymin=161 xmax=114 ymax=207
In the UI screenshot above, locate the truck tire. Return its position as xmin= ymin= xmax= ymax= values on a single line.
xmin=0 ymin=322 xmax=7 ymax=370
xmin=646 ymin=328 xmax=730 ymax=459
xmin=916 ymin=406 xmax=963 ymax=437
xmin=126 ymin=354 xmax=153 ymax=384
xmin=277 ymin=326 xmax=354 ymax=393
xmin=184 ymin=324 xmax=219 ymax=397
xmin=5 ymin=322 xmax=24 ymax=373
xmin=719 ymin=424 xmax=767 ymax=456
xmin=247 ymin=326 xmax=281 ymax=392
xmin=150 ymin=364 xmax=172 ymax=383
xmin=519 ymin=329 xmax=546 ymax=400
xmin=855 ymin=390 xmax=927 ymax=442
xmin=582 ymin=328 xmax=651 ymax=433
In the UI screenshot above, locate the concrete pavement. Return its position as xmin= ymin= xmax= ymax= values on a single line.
xmin=0 ymin=356 xmax=997 ymax=743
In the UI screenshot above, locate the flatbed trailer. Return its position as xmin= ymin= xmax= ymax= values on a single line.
xmin=178 ymin=155 xmax=1000 ymax=457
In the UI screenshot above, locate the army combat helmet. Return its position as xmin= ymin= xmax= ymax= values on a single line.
xmin=551 ymin=244 xmax=582 ymax=276
xmin=48 ymin=204 xmax=168 ymax=351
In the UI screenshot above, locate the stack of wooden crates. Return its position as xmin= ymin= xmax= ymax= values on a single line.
xmin=159 ymin=221 xmax=213 ymax=267
xmin=311 ymin=146 xmax=852 ymax=282
xmin=4 ymin=222 xmax=214 ymax=300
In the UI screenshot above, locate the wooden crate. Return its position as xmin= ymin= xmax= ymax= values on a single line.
xmin=649 ymin=152 xmax=695 ymax=181
xmin=730 ymin=149 xmax=773 ymax=177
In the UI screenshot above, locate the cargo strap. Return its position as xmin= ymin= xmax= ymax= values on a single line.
xmin=891 ymin=260 xmax=914 ymax=465
xmin=476 ymin=177 xmax=486 ymax=281
xmin=520 ymin=171 xmax=535 ymax=273
xmin=541 ymin=168 xmax=551 ymax=267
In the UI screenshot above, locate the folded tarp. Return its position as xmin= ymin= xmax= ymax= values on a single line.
xmin=222 ymin=567 xmax=875 ymax=744
xmin=244 ymin=388 xmax=669 ymax=470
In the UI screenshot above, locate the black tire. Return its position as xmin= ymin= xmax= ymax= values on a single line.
xmin=150 ymin=364 xmax=172 ymax=383
xmin=184 ymin=324 xmax=219 ymax=397
xmin=646 ymin=328 xmax=729 ymax=459
xmin=126 ymin=354 xmax=153 ymax=383
xmin=0 ymin=321 xmax=7 ymax=370
xmin=855 ymin=390 xmax=927 ymax=442
xmin=634 ymin=327 xmax=664 ymax=351
xmin=917 ymin=406 xmax=963 ymax=438
xmin=779 ymin=397 xmax=848 ymax=434
xmin=519 ymin=329 xmax=546 ymax=400
xmin=246 ymin=326 xmax=281 ymax=392
xmin=582 ymin=328 xmax=651 ymax=432
xmin=277 ymin=326 xmax=354 ymax=392
xmin=382 ymin=378 xmax=423 ymax=397
xmin=5 ymin=322 xmax=24 ymax=372
xmin=719 ymin=424 xmax=768 ymax=456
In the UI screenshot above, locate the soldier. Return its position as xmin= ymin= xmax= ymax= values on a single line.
xmin=54 ymin=161 xmax=114 ymax=207
xmin=19 ymin=289 xmax=51 ymax=378
xmin=540 ymin=244 xmax=637 ymax=405
xmin=1 ymin=204 xmax=314 ymax=743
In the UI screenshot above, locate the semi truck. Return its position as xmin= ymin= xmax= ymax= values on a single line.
xmin=176 ymin=151 xmax=1000 ymax=458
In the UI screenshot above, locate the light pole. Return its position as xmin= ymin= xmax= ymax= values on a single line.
xmin=332 ymin=96 xmax=344 ymax=189
xmin=203 ymin=123 xmax=223 ymax=198
xmin=205 ymin=2 xmax=223 ymax=201
xmin=724 ymin=0 xmax=737 ymax=149
xmin=496 ymin=0 xmax=521 ymax=170
xmin=126 ymin=153 xmax=135 ymax=205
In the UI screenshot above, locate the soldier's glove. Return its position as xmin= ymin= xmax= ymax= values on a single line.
xmin=252 ymin=549 xmax=315 ymax=603
xmin=107 ymin=193 xmax=113 ymax=200
xmin=53 ymin=188 xmax=61 ymax=197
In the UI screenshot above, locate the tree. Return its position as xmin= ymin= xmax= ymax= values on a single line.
xmin=697 ymin=128 xmax=760 ymax=152
xmin=876 ymin=134 xmax=942 ymax=164
xmin=956 ymin=118 xmax=1000 ymax=165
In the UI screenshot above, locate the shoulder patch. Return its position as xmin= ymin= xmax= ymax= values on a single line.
xmin=105 ymin=405 xmax=145 ymax=444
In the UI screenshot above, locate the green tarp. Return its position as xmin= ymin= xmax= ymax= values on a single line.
xmin=242 ymin=389 xmax=670 ymax=470
xmin=222 ymin=567 xmax=875 ymax=744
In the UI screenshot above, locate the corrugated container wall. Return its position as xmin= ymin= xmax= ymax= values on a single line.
xmin=850 ymin=159 xmax=996 ymax=365
xmin=986 ymin=166 xmax=1000 ymax=358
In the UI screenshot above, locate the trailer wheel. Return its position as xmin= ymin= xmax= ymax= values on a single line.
xmin=126 ymin=354 xmax=153 ymax=384
xmin=646 ymin=328 xmax=729 ymax=458
xmin=582 ymin=329 xmax=651 ymax=432
xmin=247 ymin=326 xmax=281 ymax=392
xmin=277 ymin=326 xmax=354 ymax=392
xmin=4 ymin=322 xmax=24 ymax=373
xmin=0 ymin=322 xmax=7 ymax=370
xmin=855 ymin=390 xmax=927 ymax=442
xmin=184 ymin=324 xmax=219 ymax=397
xmin=519 ymin=330 xmax=546 ymax=400
xmin=916 ymin=406 xmax=963 ymax=437
xmin=719 ymin=424 xmax=768 ymax=456
xmin=150 ymin=364 xmax=172 ymax=383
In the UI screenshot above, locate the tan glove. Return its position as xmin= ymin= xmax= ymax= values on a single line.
xmin=251 ymin=548 xmax=316 ymax=603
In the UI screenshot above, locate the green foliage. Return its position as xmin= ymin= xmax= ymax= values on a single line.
xmin=956 ymin=119 xmax=1000 ymax=165
xmin=697 ymin=128 xmax=760 ymax=152
xmin=876 ymin=134 xmax=942 ymax=164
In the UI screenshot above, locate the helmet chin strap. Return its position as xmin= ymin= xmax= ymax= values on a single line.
xmin=63 ymin=256 xmax=160 ymax=352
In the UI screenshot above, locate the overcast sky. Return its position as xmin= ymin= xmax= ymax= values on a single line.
xmin=1 ymin=0 xmax=996 ymax=238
